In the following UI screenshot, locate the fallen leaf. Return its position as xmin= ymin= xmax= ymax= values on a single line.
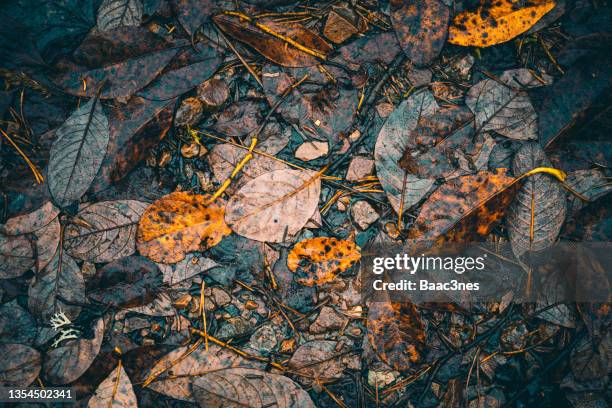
xmin=0 ymin=300 xmax=37 ymax=345
xmin=287 ymin=237 xmax=361 ymax=286
xmin=97 ymin=0 xmax=143 ymax=32
xmin=213 ymin=13 xmax=332 ymax=68
xmin=565 ymin=169 xmax=612 ymax=214
xmin=323 ymin=4 xmax=366 ymax=44
xmin=171 ymin=0 xmax=216 ymax=36
xmin=448 ymin=0 xmax=556 ymax=47
xmin=43 ymin=318 xmax=104 ymax=385
xmin=0 ymin=233 xmax=35 ymax=279
xmin=0 ymin=343 xmax=41 ymax=387
xmin=225 ymin=169 xmax=322 ymax=243
xmin=2 ymin=201 xmax=60 ymax=235
xmin=137 ymin=192 xmax=231 ymax=263
xmin=47 ymin=97 xmax=110 ymax=208
xmin=374 ymin=89 xmax=438 ymax=216
xmin=506 ymin=143 xmax=566 ymax=259
xmin=192 ymin=367 xmax=316 ymax=408
xmin=570 ymin=335 xmax=611 ymax=381
xmin=64 ymin=200 xmax=148 ymax=263
xmin=288 ymin=340 xmax=352 ymax=384
xmin=367 ymin=296 xmax=425 ymax=372
xmin=211 ymin=99 xmax=265 ymax=137
xmin=28 ymin=250 xmax=85 ymax=321
xmin=88 ymin=364 xmax=137 ymax=408
xmin=465 ymin=68 xmax=550 ymax=141
xmin=157 ymin=254 xmax=218 ymax=286
xmin=390 ymin=0 xmax=449 ymax=67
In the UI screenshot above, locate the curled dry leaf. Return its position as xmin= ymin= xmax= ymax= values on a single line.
xmin=448 ymin=0 xmax=556 ymax=47
xmin=390 ymin=0 xmax=449 ymax=67
xmin=48 ymin=97 xmax=110 ymax=208
xmin=213 ymin=13 xmax=332 ymax=68
xmin=506 ymin=143 xmax=566 ymax=259
xmin=0 ymin=343 xmax=41 ymax=387
xmin=466 ymin=69 xmax=550 ymax=141
xmin=96 ymin=0 xmax=143 ymax=32
xmin=287 ymin=237 xmax=361 ymax=286
xmin=44 ymin=319 xmax=104 ymax=385
xmin=64 ymin=200 xmax=148 ymax=263
xmin=137 ymin=192 xmax=231 ymax=263
xmin=88 ymin=364 xmax=137 ymax=408
xmin=192 ymin=367 xmax=316 ymax=408
xmin=225 ymin=169 xmax=322 ymax=243
xmin=367 ymin=296 xmax=426 ymax=372
xmin=375 ymin=89 xmax=438 ymax=216
xmin=0 ymin=233 xmax=35 ymax=279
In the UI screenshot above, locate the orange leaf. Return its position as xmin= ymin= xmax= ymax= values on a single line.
xmin=287 ymin=237 xmax=361 ymax=286
xmin=448 ymin=0 xmax=556 ymax=47
xmin=137 ymin=192 xmax=231 ymax=263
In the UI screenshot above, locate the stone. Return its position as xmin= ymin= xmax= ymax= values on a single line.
xmin=346 ymin=156 xmax=374 ymax=181
xmin=351 ymin=200 xmax=379 ymax=230
xmin=211 ymin=287 xmax=231 ymax=307
xmin=295 ymin=141 xmax=329 ymax=161
xmin=197 ymin=78 xmax=229 ymax=110
xmin=367 ymin=370 xmax=398 ymax=389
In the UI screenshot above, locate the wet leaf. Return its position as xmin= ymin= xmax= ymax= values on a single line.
xmin=145 ymin=344 xmax=248 ymax=401
xmin=374 ymin=89 xmax=438 ymax=216
xmin=367 ymin=296 xmax=425 ymax=372
xmin=137 ymin=192 xmax=231 ymax=263
xmin=97 ymin=0 xmax=143 ymax=32
xmin=192 ymin=367 xmax=315 ymax=408
xmin=390 ymin=0 xmax=449 ymax=67
xmin=0 ymin=233 xmax=35 ymax=279
xmin=213 ymin=13 xmax=332 ymax=68
xmin=211 ymin=99 xmax=265 ymax=137
xmin=86 ymin=256 xmax=162 ymax=307
xmin=44 ymin=318 xmax=104 ymax=385
xmin=48 ymin=97 xmax=110 ymax=208
xmin=28 ymin=250 xmax=85 ymax=321
xmin=288 ymin=340 xmax=350 ymax=384
xmin=0 ymin=343 xmax=41 ymax=387
xmin=448 ymin=0 xmax=556 ymax=47
xmin=287 ymin=237 xmax=361 ymax=286
xmin=171 ymin=0 xmax=215 ymax=36
xmin=465 ymin=68 xmax=549 ymax=141
xmin=64 ymin=200 xmax=148 ymax=263
xmin=88 ymin=364 xmax=137 ymax=408
xmin=565 ymin=169 xmax=612 ymax=214
xmin=225 ymin=169 xmax=322 ymax=243
xmin=506 ymin=143 xmax=566 ymax=259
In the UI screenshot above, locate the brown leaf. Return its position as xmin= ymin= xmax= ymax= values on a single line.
xmin=448 ymin=0 xmax=556 ymax=47
xmin=213 ymin=13 xmax=332 ymax=67
xmin=87 ymin=364 xmax=137 ymax=408
xmin=0 ymin=343 xmax=41 ymax=387
xmin=287 ymin=237 xmax=361 ymax=286
xmin=367 ymin=297 xmax=425 ymax=372
xmin=287 ymin=340 xmax=351 ymax=384
xmin=137 ymin=192 xmax=231 ymax=263
xmin=0 ymin=233 xmax=35 ymax=279
xmin=390 ymin=0 xmax=449 ymax=67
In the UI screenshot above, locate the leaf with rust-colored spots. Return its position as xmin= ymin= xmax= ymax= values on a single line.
xmin=367 ymin=296 xmax=425 ymax=372
xmin=225 ymin=169 xmax=322 ymax=243
xmin=506 ymin=143 xmax=566 ymax=259
xmin=287 ymin=237 xmax=361 ymax=286
xmin=375 ymin=89 xmax=438 ymax=216
xmin=466 ymin=69 xmax=551 ymax=141
xmin=448 ymin=0 xmax=556 ymax=47
xmin=137 ymin=192 xmax=231 ymax=263
xmin=408 ymin=169 xmax=518 ymax=243
xmin=213 ymin=13 xmax=332 ymax=68
xmin=390 ymin=0 xmax=449 ymax=67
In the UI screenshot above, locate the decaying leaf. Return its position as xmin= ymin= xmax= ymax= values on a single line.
xmin=97 ymin=0 xmax=143 ymax=32
xmin=0 ymin=300 xmax=37 ymax=345
xmin=448 ymin=0 xmax=556 ymax=47
xmin=565 ymin=169 xmax=612 ymax=214
xmin=28 ymin=250 xmax=86 ymax=321
xmin=137 ymin=192 xmax=231 ymax=263
xmin=64 ymin=200 xmax=148 ymax=263
xmin=88 ymin=364 xmax=137 ymax=408
xmin=44 ymin=318 xmax=104 ymax=385
xmin=171 ymin=0 xmax=215 ymax=36
xmin=48 ymin=97 xmax=110 ymax=208
xmin=287 ymin=237 xmax=361 ymax=286
xmin=0 ymin=343 xmax=41 ymax=387
xmin=225 ymin=169 xmax=322 ymax=243
xmin=213 ymin=13 xmax=332 ymax=68
xmin=0 ymin=233 xmax=35 ymax=279
xmin=390 ymin=0 xmax=449 ymax=67
xmin=375 ymin=89 xmax=438 ymax=215
xmin=465 ymin=69 xmax=550 ymax=141
xmin=506 ymin=143 xmax=566 ymax=259
xmin=288 ymin=340 xmax=353 ymax=385
xmin=157 ymin=253 xmax=218 ymax=286
xmin=192 ymin=367 xmax=316 ymax=408
xmin=367 ymin=296 xmax=426 ymax=372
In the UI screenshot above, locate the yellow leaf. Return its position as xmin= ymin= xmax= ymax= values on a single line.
xmin=137 ymin=192 xmax=231 ymax=264
xmin=448 ymin=0 xmax=556 ymax=47
xmin=287 ymin=237 xmax=361 ymax=286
